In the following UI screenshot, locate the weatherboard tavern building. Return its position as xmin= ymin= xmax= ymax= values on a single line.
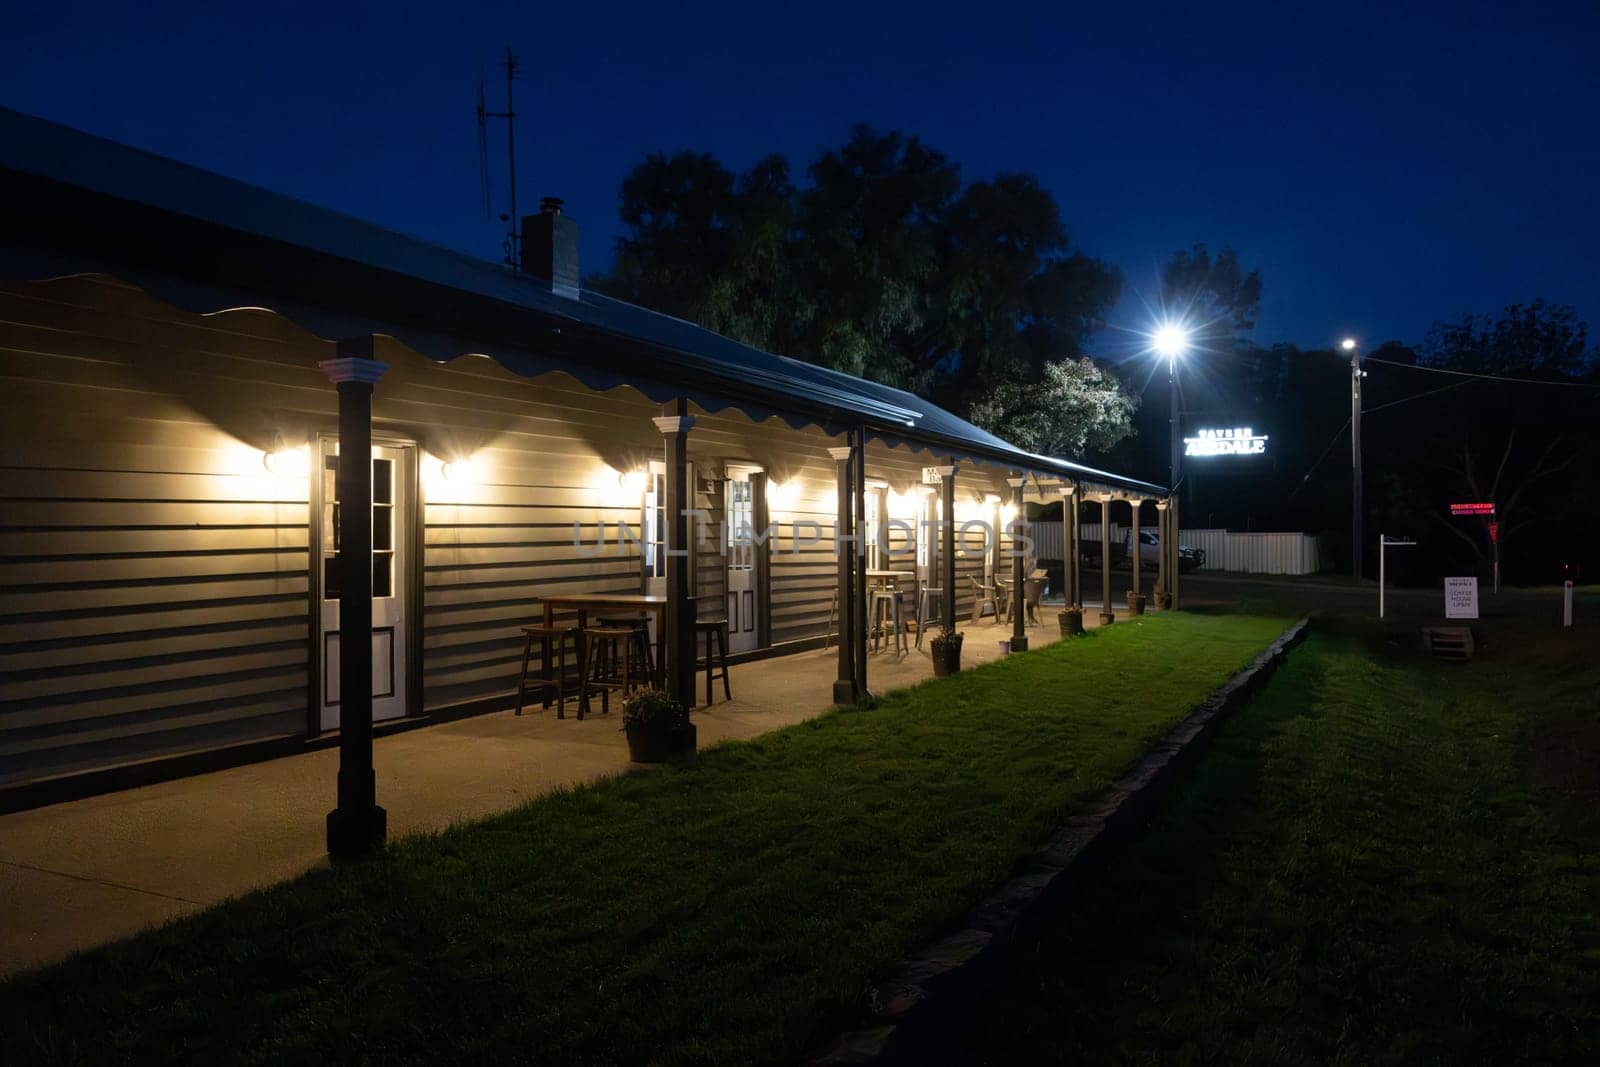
xmin=0 ymin=108 xmax=1177 ymax=828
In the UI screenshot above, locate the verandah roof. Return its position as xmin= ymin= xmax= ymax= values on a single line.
xmin=0 ymin=106 xmax=1165 ymax=497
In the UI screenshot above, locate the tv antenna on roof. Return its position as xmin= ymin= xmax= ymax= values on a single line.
xmin=477 ymin=46 xmax=521 ymax=268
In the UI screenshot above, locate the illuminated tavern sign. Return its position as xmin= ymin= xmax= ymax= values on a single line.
xmin=1183 ymin=427 xmax=1268 ymax=457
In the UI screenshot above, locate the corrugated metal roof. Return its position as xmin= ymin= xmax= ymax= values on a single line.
xmin=0 ymin=106 xmax=1165 ymax=496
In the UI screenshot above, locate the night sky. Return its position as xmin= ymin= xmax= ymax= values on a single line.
xmin=5 ymin=1 xmax=1596 ymax=353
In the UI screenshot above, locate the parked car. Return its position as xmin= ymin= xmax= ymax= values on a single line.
xmin=1080 ymin=530 xmax=1205 ymax=573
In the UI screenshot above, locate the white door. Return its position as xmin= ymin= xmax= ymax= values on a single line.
xmin=642 ymin=459 xmax=694 ymax=645
xmin=725 ymin=467 xmax=759 ymax=653
xmin=318 ymin=440 xmax=409 ymax=730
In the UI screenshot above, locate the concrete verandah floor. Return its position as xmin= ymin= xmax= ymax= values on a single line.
xmin=0 ymin=608 xmax=1117 ymax=978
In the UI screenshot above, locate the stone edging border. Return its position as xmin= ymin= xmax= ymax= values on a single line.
xmin=806 ymin=616 xmax=1312 ymax=1065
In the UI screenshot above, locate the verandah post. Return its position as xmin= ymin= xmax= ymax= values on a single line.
xmin=321 ymin=347 xmax=388 ymax=858
xmin=852 ymin=429 xmax=868 ymax=697
xmin=941 ymin=464 xmax=958 ymax=631
xmin=1099 ymin=494 xmax=1115 ymax=626
xmin=1007 ymin=474 xmax=1028 ymax=652
xmin=828 ymin=445 xmax=858 ymax=703
xmin=654 ymin=409 xmax=697 ymax=709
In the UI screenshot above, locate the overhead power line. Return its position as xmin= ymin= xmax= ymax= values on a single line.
xmin=1363 ymin=356 xmax=1600 ymax=389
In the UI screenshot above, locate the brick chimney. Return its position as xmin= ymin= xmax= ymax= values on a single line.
xmin=521 ymin=196 xmax=580 ymax=299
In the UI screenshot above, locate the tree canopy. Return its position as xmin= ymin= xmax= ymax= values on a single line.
xmin=589 ymin=126 xmax=1136 ymax=457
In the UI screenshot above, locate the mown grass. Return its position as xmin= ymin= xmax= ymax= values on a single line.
xmin=0 ymin=613 xmax=1288 ymax=1065
xmin=967 ymin=617 xmax=1600 ymax=1063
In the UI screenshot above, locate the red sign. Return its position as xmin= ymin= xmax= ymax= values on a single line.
xmin=1487 ymin=521 xmax=1499 ymax=544
xmin=1450 ymin=502 xmax=1495 ymax=516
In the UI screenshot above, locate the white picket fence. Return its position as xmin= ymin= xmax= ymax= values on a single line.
xmin=1030 ymin=523 xmax=1322 ymax=575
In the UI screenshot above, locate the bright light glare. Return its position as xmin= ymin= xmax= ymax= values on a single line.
xmin=1153 ymin=324 xmax=1189 ymax=359
xmin=1340 ymin=337 xmax=1358 ymax=351
xmin=263 ymin=445 xmax=309 ymax=478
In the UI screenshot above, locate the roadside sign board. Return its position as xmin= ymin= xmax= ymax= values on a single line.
xmin=1450 ymin=502 xmax=1495 ymax=516
xmin=1444 ymin=576 xmax=1479 ymax=619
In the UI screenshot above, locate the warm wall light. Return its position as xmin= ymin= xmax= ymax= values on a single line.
xmin=263 ymin=443 xmax=309 ymax=478
xmin=617 ymin=468 xmax=647 ymax=497
xmin=766 ymin=480 xmax=799 ymax=510
xmin=443 ymin=457 xmax=482 ymax=484
xmin=1000 ymin=502 xmax=1018 ymax=524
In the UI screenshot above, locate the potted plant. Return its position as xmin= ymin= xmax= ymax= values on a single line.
xmin=622 ymin=688 xmax=695 ymax=763
xmin=1127 ymin=590 xmax=1147 ymax=616
xmin=1058 ymin=605 xmax=1085 ymax=636
xmin=930 ymin=623 xmax=963 ymax=677
xmin=1153 ymin=591 xmax=1170 ymax=610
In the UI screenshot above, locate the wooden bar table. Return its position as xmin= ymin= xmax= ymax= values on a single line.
xmin=538 ymin=594 xmax=670 ymax=713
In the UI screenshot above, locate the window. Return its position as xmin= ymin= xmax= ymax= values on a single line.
xmin=322 ymin=454 xmax=395 ymax=599
xmin=864 ymin=489 xmax=881 ymax=569
xmin=727 ymin=477 xmax=754 ymax=571
xmin=644 ymin=471 xmax=666 ymax=579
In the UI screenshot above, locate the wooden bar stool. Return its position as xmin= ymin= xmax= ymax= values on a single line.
xmin=580 ymin=625 xmax=638 ymax=719
xmin=916 ymin=586 xmax=943 ymax=649
xmin=695 ymin=617 xmax=732 ymax=705
xmin=515 ymin=622 xmax=581 ymax=718
xmin=597 ymin=613 xmax=655 ymax=676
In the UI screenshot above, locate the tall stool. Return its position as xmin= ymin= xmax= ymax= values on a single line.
xmin=916 ymin=586 xmax=944 ymax=649
xmin=581 ymin=625 xmax=638 ymax=719
xmin=597 ymin=613 xmax=655 ymax=677
xmin=870 ymin=589 xmax=908 ymax=654
xmin=695 ymin=617 xmax=732 ymax=705
xmin=515 ymin=622 xmax=581 ymax=718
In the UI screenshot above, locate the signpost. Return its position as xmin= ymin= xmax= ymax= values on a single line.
xmin=1378 ymin=534 xmax=1416 ymax=619
xmin=1444 ymin=576 xmax=1479 ymax=620
xmin=1564 ymin=580 xmax=1574 ymax=628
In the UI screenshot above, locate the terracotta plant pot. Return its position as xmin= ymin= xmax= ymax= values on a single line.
xmin=930 ymin=635 xmax=963 ymax=677
xmin=626 ymin=722 xmax=696 ymax=763
xmin=1058 ymin=609 xmax=1085 ymax=637
xmin=1154 ymin=591 xmax=1170 ymax=610
xmin=1128 ymin=592 xmax=1147 ymax=616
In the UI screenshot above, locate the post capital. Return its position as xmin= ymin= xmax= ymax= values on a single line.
xmin=922 ymin=464 xmax=956 ymax=483
xmin=827 ymin=446 xmax=854 ymax=462
xmin=652 ymin=415 xmax=696 ymax=435
xmin=1006 ymin=475 xmax=1027 ymax=489
xmin=318 ymin=357 xmax=388 ymax=386
xmin=1058 ymin=483 xmax=1077 ymax=497
xmin=1155 ymin=499 xmax=1170 ymax=511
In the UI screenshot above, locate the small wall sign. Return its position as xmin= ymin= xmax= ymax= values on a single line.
xmin=1444 ymin=576 xmax=1479 ymax=619
xmin=1449 ymin=502 xmax=1495 ymax=516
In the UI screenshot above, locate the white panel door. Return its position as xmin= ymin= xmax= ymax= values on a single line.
xmin=725 ymin=468 xmax=759 ymax=653
xmin=318 ymin=440 xmax=409 ymax=730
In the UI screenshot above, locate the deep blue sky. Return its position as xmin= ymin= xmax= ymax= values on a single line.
xmin=5 ymin=1 xmax=1596 ymax=353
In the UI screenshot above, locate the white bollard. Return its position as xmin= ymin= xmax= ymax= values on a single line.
xmin=1564 ymin=580 xmax=1573 ymax=627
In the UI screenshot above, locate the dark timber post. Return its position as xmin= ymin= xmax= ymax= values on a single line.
xmin=1060 ymin=483 xmax=1077 ymax=607
xmin=1155 ymin=498 xmax=1170 ymax=609
xmin=941 ymin=465 xmax=958 ymax=630
xmin=655 ymin=410 xmax=696 ymax=709
xmin=852 ymin=429 xmax=868 ymax=697
xmin=1169 ymin=495 xmax=1182 ymax=610
xmin=1071 ymin=483 xmax=1083 ymax=608
xmin=1128 ymin=497 xmax=1143 ymax=608
xmin=1098 ymin=495 xmax=1115 ymax=626
xmin=322 ymin=349 xmax=389 ymax=857
xmin=751 ymin=470 xmax=772 ymax=649
xmin=829 ymin=445 xmax=858 ymax=704
xmin=1008 ymin=474 xmax=1028 ymax=652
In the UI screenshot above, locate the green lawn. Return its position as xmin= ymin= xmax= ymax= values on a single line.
xmin=966 ymin=617 xmax=1600 ymax=1062
xmin=0 ymin=613 xmax=1287 ymax=1066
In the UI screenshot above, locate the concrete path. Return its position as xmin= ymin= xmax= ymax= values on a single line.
xmin=1 ymin=615 xmax=1087 ymax=977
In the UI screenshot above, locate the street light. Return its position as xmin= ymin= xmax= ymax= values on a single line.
xmin=1151 ymin=323 xmax=1190 ymax=499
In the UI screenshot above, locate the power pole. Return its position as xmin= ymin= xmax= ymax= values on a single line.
xmin=1169 ymin=354 xmax=1181 ymax=503
xmin=1347 ymin=338 xmax=1363 ymax=580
